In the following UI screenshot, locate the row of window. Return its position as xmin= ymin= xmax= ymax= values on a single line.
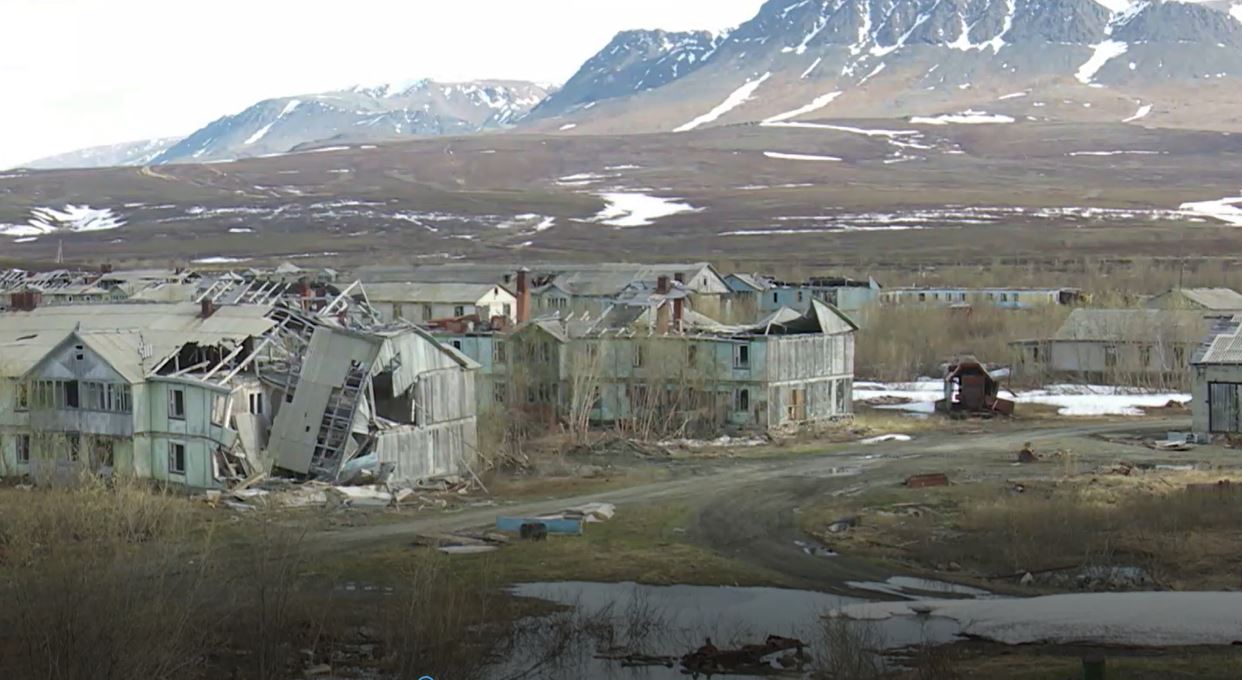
xmin=482 ymin=343 xmax=751 ymax=370
xmin=907 ymin=292 xmax=1026 ymax=303
xmin=29 ymin=380 xmax=133 ymax=414
xmin=9 ymin=434 xmax=116 ymax=467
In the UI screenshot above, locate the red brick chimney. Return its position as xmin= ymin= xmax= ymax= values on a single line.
xmin=672 ymin=273 xmax=685 ymax=333
xmin=200 ymin=298 xmax=216 ymax=319
xmin=516 ymin=267 xmax=531 ymax=324
xmin=12 ymin=290 xmax=41 ymax=311
xmin=99 ymin=263 xmax=113 ymax=274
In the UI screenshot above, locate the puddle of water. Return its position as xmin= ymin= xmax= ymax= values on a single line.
xmin=508 ymin=581 xmax=963 ymax=679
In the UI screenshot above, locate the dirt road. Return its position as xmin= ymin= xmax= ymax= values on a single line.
xmin=323 ymin=418 xmax=1189 ymax=590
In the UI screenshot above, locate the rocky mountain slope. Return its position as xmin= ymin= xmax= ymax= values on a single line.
xmin=25 ymin=137 xmax=183 ymax=169
xmin=531 ymin=0 xmax=1242 ymax=133
xmin=148 ymin=80 xmax=548 ymax=165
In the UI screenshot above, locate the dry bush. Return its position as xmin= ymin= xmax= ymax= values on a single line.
xmin=950 ymin=481 xmax=1242 ymax=580
xmin=854 ymin=305 xmax=1069 ymax=381
xmin=813 ymin=618 xmax=886 ymax=679
xmin=0 ymin=477 xmax=217 ymax=680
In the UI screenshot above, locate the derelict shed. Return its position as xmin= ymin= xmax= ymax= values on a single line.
xmin=1191 ymin=314 xmax=1242 ymax=435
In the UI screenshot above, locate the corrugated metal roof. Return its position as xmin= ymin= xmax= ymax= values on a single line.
xmin=1193 ymin=314 xmax=1242 ymax=364
xmin=1054 ymin=309 xmax=1211 ymax=342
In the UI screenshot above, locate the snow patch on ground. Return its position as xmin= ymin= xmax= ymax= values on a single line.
xmin=762 ymin=91 xmax=842 ymax=124
xmin=763 ymin=151 xmax=842 ymax=162
xmin=591 ymin=193 xmax=700 ymax=227
xmin=1123 ymin=103 xmax=1153 ymax=122
xmin=910 ymin=110 xmax=1014 ymax=125
xmin=2 ymin=205 xmax=125 ymax=237
xmin=854 ymin=381 xmax=1189 ymax=417
xmin=1068 ymin=150 xmax=1160 ymax=156
xmin=834 ymin=592 xmax=1242 ymax=647
xmin=559 ymin=123 xmax=577 ymax=131
xmin=13 ymin=236 xmax=37 ymax=243
xmin=1076 ymin=40 xmax=1128 ymax=84
xmin=998 ymin=91 xmax=1028 ymax=100
xmin=1180 ymin=194 xmax=1242 ymax=226
xmin=674 ymin=72 xmax=771 ymax=132
xmin=858 ymin=434 xmax=913 ymax=445
xmin=228 ymin=227 xmax=254 ymax=234
xmin=193 ymin=256 xmax=251 ymax=264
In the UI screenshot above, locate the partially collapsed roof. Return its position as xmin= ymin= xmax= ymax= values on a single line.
xmin=363 ymin=282 xmax=511 ymax=304
xmin=1150 ymin=287 xmax=1242 ymax=311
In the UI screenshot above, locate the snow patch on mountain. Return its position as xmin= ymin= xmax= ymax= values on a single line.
xmin=675 ymin=72 xmax=771 ymax=132
xmin=1180 ymin=194 xmax=1242 ymax=225
xmin=910 ymin=111 xmax=1015 ymax=125
xmin=1076 ymin=41 xmax=1129 ymax=84
xmin=764 ymin=151 xmax=843 ymax=162
xmin=762 ymin=91 xmax=843 ymax=124
xmin=1123 ymin=103 xmax=1153 ymax=122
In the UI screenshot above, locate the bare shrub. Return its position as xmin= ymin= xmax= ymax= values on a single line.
xmin=812 ymin=617 xmax=886 ymax=680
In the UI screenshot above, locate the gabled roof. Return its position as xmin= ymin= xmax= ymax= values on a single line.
xmin=363 ymin=282 xmax=512 ymax=304
xmin=724 ymin=273 xmax=770 ymax=292
xmin=1193 ymin=315 xmax=1242 ymax=365
xmin=1053 ymin=309 xmax=1212 ymax=343
xmin=1149 ymin=287 xmax=1242 ymax=311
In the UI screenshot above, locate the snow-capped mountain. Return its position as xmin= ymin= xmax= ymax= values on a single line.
xmin=24 ymin=137 xmax=183 ymax=169
xmin=536 ymin=0 xmax=1242 ymax=133
xmin=152 ymin=80 xmax=548 ymax=164
xmin=529 ymin=29 xmax=721 ymax=118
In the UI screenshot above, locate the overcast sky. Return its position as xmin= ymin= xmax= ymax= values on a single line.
xmin=0 ymin=0 xmax=761 ymax=168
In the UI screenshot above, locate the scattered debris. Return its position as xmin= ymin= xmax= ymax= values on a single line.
xmin=936 ymin=358 xmax=1015 ymax=417
xmin=826 ymin=516 xmax=861 ymax=533
xmin=562 ymin=502 xmax=617 ymax=523
xmin=680 ymin=635 xmax=808 ymax=676
xmin=496 ymin=516 xmax=583 ymax=536
xmin=519 ymin=523 xmax=549 ymax=541
xmin=1017 ymin=442 xmax=1038 ymax=463
xmin=905 ymin=473 xmax=950 ymax=488
xmin=794 ymin=539 xmax=839 ymax=557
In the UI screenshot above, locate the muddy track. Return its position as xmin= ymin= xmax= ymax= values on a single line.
xmin=321 ymin=418 xmax=1187 ymax=589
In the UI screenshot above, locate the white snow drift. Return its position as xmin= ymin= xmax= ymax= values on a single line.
xmin=591 ymin=192 xmax=699 ymax=227
xmin=1 ymin=205 xmax=126 ymax=237
xmin=910 ymin=110 xmax=1014 ymax=125
xmin=675 ymin=72 xmax=771 ymax=132
xmin=763 ymin=151 xmax=842 ymax=162
xmin=1076 ymin=41 xmax=1128 ymax=85
xmin=834 ymin=592 xmax=1242 ymax=647
xmin=1180 ymin=194 xmax=1242 ymax=226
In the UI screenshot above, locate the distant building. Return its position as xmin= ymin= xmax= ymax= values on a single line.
xmin=1146 ymin=287 xmax=1242 ymax=312
xmin=1013 ymin=309 xmax=1214 ymax=385
xmin=363 ymin=282 xmax=517 ymax=324
xmin=881 ymin=286 xmax=1083 ymax=309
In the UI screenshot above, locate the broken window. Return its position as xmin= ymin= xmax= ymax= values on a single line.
xmin=67 ymin=435 xmax=80 ymax=462
xmin=503 ymin=303 xmax=512 ymax=318
xmin=1104 ymin=345 xmax=1119 ymax=369
xmin=17 ymin=434 xmax=30 ymax=464
xmin=797 ymin=291 xmax=804 ymax=303
xmin=422 ymin=304 xmax=433 ymax=319
xmin=64 ymin=381 xmax=79 ymax=409
xmin=772 ymin=292 xmax=779 ymax=304
xmin=918 ymin=293 xmax=926 ymax=302
xmin=454 ymin=305 xmax=466 ymax=317
xmin=541 ymin=343 xmax=552 ymax=363
xmin=211 ymin=395 xmax=227 ymax=426
xmin=736 ymin=388 xmax=750 ymax=412
xmin=494 ymin=341 xmax=507 ymax=364
xmin=1174 ymin=346 xmax=1186 ymax=365
xmin=16 ymin=381 xmax=28 ymax=410
xmin=392 ymin=303 xmax=404 ymax=319
xmin=168 ymin=388 xmax=186 ymax=420
xmin=452 ymin=339 xmax=463 ymax=351
xmin=632 ymin=345 xmax=644 ymax=368
xmin=168 ymin=442 xmax=186 ymax=475
xmin=688 ymin=344 xmax=698 ymax=364
xmin=93 ymin=438 xmax=115 ymax=468
xmin=493 ymin=381 xmax=507 ymax=404
xmin=249 ymin=392 xmax=264 ymax=416
xmin=1139 ymin=345 xmax=1152 ymax=367
xmin=734 ymin=344 xmax=751 ymax=369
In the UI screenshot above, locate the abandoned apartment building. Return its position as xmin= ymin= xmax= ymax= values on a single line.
xmin=0 ymin=285 xmax=479 ymax=490
xmin=436 ymin=271 xmax=858 ymax=434
xmin=880 ymin=286 xmax=1085 ymax=309
xmin=725 ymin=274 xmax=882 ymax=315
xmin=1012 ymin=308 xmax=1215 ymax=386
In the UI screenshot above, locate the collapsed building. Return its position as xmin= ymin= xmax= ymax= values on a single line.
xmin=0 ymin=285 xmax=478 ymax=489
